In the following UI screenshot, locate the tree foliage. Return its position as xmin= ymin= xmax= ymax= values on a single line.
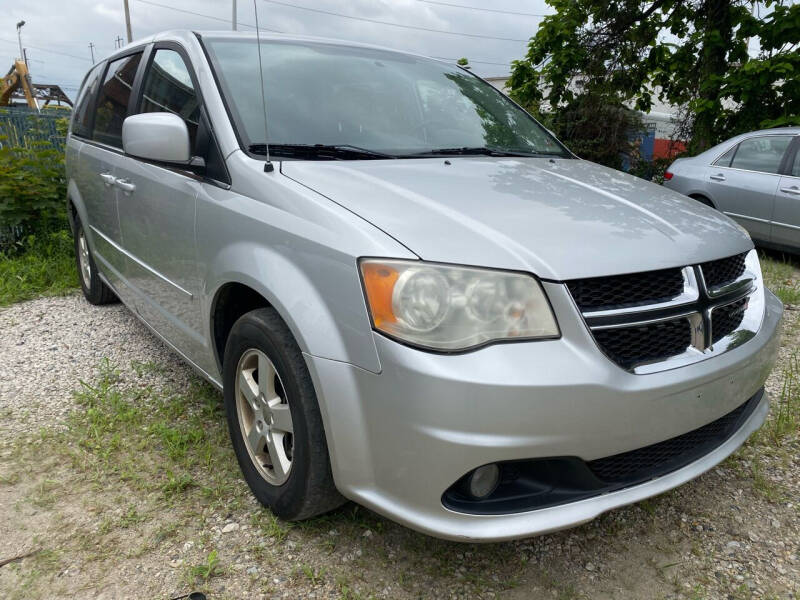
xmin=508 ymin=0 xmax=800 ymax=154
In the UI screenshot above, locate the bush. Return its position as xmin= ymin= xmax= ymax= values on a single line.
xmin=0 ymin=143 xmax=67 ymax=239
xmin=0 ymin=112 xmax=69 ymax=253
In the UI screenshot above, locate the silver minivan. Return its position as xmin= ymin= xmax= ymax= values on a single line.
xmin=66 ymin=31 xmax=783 ymax=542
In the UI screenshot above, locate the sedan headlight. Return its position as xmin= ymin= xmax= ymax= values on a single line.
xmin=359 ymin=259 xmax=559 ymax=351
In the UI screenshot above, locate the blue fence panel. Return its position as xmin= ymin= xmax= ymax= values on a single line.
xmin=0 ymin=106 xmax=69 ymax=152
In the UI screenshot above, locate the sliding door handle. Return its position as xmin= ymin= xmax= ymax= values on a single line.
xmin=779 ymin=186 xmax=800 ymax=196
xmin=115 ymin=178 xmax=136 ymax=194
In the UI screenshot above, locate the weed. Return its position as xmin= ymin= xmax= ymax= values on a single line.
xmin=768 ymin=352 xmax=800 ymax=444
xmin=189 ymin=550 xmax=222 ymax=581
xmin=299 ymin=563 xmax=326 ymax=585
xmin=0 ymin=229 xmax=77 ymax=306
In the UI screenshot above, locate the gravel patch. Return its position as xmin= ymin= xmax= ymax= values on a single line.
xmin=0 ymin=294 xmax=193 ymax=436
xmin=0 ymin=295 xmax=798 ymax=599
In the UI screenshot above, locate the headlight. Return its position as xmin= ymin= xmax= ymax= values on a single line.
xmin=359 ymin=259 xmax=559 ymax=351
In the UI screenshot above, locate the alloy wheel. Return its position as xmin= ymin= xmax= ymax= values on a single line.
xmin=78 ymin=230 xmax=92 ymax=289
xmin=235 ymin=348 xmax=294 ymax=485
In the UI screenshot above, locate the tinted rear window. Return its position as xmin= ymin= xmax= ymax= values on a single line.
xmin=71 ymin=63 xmax=104 ymax=138
xmin=92 ymin=53 xmax=142 ymax=147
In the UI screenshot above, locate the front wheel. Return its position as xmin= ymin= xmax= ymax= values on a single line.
xmin=222 ymin=307 xmax=344 ymax=520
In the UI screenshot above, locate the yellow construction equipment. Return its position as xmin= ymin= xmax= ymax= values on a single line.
xmin=0 ymin=60 xmax=73 ymax=110
xmin=1 ymin=60 xmax=37 ymax=109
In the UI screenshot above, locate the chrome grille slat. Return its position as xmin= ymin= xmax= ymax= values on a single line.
xmin=567 ymin=251 xmax=762 ymax=372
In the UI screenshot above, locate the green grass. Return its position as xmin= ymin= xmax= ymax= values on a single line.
xmin=760 ymin=251 xmax=800 ymax=306
xmin=0 ymin=229 xmax=78 ymax=307
xmin=767 ymin=351 xmax=800 ymax=445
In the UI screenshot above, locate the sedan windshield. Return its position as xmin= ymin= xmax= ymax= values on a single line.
xmin=202 ymin=36 xmax=570 ymax=159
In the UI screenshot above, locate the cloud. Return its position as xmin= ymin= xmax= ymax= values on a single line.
xmin=1 ymin=0 xmax=549 ymax=98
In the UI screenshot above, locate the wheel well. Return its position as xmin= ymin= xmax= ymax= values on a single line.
xmin=689 ymin=193 xmax=715 ymax=208
xmin=212 ymin=283 xmax=271 ymax=369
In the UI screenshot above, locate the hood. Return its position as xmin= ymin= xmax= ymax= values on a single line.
xmin=281 ymin=157 xmax=753 ymax=280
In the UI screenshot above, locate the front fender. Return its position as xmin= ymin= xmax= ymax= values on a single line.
xmin=205 ymin=241 xmax=382 ymax=374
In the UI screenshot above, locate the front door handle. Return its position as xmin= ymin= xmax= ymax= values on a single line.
xmin=780 ymin=186 xmax=800 ymax=196
xmin=115 ymin=178 xmax=136 ymax=194
xmin=99 ymin=173 xmax=116 ymax=187
xmin=709 ymin=173 xmax=726 ymax=181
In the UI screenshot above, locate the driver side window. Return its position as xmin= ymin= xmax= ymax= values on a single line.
xmin=139 ymin=49 xmax=201 ymax=149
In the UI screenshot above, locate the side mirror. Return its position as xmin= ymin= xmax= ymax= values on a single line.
xmin=122 ymin=113 xmax=191 ymax=163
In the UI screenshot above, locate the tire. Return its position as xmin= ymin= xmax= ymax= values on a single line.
xmin=73 ymin=217 xmax=118 ymax=305
xmin=222 ymin=307 xmax=344 ymax=520
xmin=690 ymin=194 xmax=714 ymax=208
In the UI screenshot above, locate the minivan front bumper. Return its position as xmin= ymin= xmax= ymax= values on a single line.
xmin=305 ymin=287 xmax=782 ymax=542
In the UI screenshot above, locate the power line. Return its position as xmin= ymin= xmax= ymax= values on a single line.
xmin=417 ymin=0 xmax=548 ymax=18
xmin=136 ymin=0 xmax=519 ymax=69
xmin=0 ymin=37 xmax=91 ymax=62
xmin=260 ymin=0 xmax=530 ymax=42
xmin=135 ymin=0 xmax=284 ymax=32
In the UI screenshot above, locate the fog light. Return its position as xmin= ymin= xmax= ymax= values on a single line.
xmin=468 ymin=464 xmax=500 ymax=499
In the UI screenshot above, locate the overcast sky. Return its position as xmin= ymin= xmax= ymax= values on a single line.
xmin=1 ymin=0 xmax=552 ymax=98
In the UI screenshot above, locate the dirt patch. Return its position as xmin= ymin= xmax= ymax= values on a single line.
xmin=0 ymin=294 xmax=799 ymax=599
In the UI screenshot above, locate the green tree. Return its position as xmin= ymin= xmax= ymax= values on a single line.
xmin=508 ymin=0 xmax=800 ymax=154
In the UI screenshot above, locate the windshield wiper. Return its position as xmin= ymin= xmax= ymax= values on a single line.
xmin=410 ymin=147 xmax=562 ymax=158
xmin=248 ymin=143 xmax=397 ymax=160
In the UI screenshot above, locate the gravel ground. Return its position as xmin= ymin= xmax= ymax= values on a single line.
xmin=0 ymin=293 xmax=799 ymax=600
xmin=0 ymin=295 xmax=194 ymax=436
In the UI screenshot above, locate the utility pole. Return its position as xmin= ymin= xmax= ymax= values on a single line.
xmin=232 ymin=0 xmax=237 ymax=30
xmin=123 ymin=0 xmax=133 ymax=43
xmin=16 ymin=20 xmax=25 ymax=61
xmin=115 ymin=36 xmax=124 ymax=49
xmin=22 ymin=48 xmax=29 ymax=69
xmin=89 ymin=42 xmax=96 ymax=64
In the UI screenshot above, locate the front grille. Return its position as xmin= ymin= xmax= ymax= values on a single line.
xmin=592 ymin=318 xmax=691 ymax=369
xmin=567 ymin=267 xmax=684 ymax=311
xmin=712 ymin=297 xmax=748 ymax=344
xmin=588 ymin=392 xmax=759 ymax=483
xmin=701 ymin=252 xmax=747 ymax=289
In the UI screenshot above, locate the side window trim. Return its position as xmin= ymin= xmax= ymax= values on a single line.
xmin=713 ymin=144 xmax=738 ymax=168
xmin=779 ymin=135 xmax=800 ymax=177
xmin=127 ymin=43 xmax=154 ymax=119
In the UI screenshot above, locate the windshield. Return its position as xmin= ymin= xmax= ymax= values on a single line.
xmin=202 ymin=37 xmax=570 ymax=159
